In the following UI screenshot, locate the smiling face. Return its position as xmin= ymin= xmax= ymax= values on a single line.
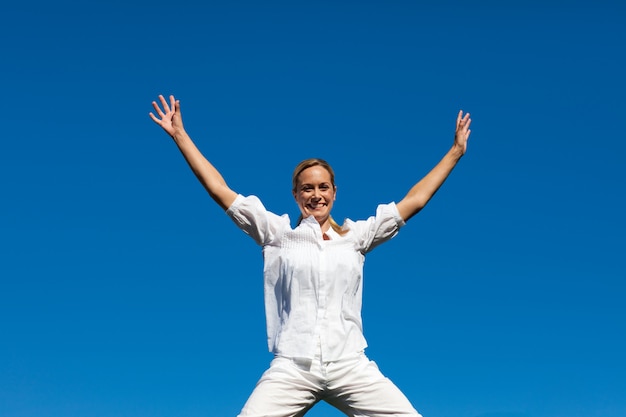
xmin=293 ymin=165 xmax=336 ymax=229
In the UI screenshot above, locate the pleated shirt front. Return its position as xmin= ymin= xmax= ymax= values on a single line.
xmin=226 ymin=194 xmax=405 ymax=361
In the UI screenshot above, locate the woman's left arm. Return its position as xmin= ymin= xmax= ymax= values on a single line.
xmin=396 ymin=110 xmax=472 ymax=222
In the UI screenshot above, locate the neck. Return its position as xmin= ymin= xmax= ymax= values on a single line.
xmin=318 ymin=217 xmax=332 ymax=233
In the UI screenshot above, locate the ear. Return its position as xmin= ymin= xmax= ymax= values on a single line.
xmin=333 ymin=185 xmax=337 ymax=201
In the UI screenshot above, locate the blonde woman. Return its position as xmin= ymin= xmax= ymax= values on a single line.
xmin=150 ymin=94 xmax=471 ymax=417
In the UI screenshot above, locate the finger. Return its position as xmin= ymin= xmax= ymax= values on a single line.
xmin=457 ymin=110 xmax=463 ymax=125
xmin=159 ymin=94 xmax=170 ymax=113
xmin=152 ymin=100 xmax=165 ymax=118
xmin=169 ymin=95 xmax=176 ymax=112
xmin=148 ymin=112 xmax=161 ymax=124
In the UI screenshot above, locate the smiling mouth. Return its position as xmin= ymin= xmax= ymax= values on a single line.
xmin=306 ymin=202 xmax=327 ymax=210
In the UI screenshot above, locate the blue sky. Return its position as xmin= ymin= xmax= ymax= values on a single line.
xmin=1 ymin=1 xmax=625 ymax=417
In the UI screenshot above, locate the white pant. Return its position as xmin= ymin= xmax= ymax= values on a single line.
xmin=237 ymin=348 xmax=422 ymax=417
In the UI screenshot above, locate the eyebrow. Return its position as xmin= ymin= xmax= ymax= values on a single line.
xmin=300 ymin=182 xmax=331 ymax=187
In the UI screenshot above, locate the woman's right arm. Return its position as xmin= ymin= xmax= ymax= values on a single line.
xmin=149 ymin=94 xmax=238 ymax=210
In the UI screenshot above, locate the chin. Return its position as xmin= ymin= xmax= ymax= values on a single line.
xmin=314 ymin=213 xmax=330 ymax=222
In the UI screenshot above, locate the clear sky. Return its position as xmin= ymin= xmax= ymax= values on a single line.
xmin=1 ymin=1 xmax=625 ymax=417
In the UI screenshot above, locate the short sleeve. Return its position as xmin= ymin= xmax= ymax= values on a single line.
xmin=226 ymin=194 xmax=289 ymax=246
xmin=346 ymin=202 xmax=406 ymax=254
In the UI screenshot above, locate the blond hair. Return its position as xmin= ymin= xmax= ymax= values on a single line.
xmin=292 ymin=158 xmax=347 ymax=236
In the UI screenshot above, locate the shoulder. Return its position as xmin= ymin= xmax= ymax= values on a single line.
xmin=226 ymin=194 xmax=291 ymax=245
xmin=344 ymin=202 xmax=405 ymax=252
xmin=227 ymin=194 xmax=283 ymax=218
xmin=345 ymin=202 xmax=405 ymax=229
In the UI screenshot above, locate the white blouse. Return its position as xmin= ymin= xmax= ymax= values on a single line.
xmin=226 ymin=194 xmax=405 ymax=361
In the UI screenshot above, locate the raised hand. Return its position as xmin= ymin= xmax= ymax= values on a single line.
xmin=454 ymin=110 xmax=472 ymax=155
xmin=149 ymin=94 xmax=184 ymax=138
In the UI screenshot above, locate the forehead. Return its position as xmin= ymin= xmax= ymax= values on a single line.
xmin=297 ymin=165 xmax=332 ymax=184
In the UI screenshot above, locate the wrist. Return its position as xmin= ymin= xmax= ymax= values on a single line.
xmin=172 ymin=128 xmax=189 ymax=142
xmin=450 ymin=143 xmax=465 ymax=159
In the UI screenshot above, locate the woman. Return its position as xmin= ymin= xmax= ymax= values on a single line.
xmin=150 ymin=94 xmax=471 ymax=417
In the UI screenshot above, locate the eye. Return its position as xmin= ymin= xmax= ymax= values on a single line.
xmin=301 ymin=185 xmax=313 ymax=192
xmin=320 ymin=184 xmax=330 ymax=191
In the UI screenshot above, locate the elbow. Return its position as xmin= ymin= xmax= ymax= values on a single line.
xmin=397 ymin=197 xmax=426 ymax=222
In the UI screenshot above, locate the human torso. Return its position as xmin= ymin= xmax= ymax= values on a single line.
xmin=226 ymin=194 xmax=404 ymax=361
